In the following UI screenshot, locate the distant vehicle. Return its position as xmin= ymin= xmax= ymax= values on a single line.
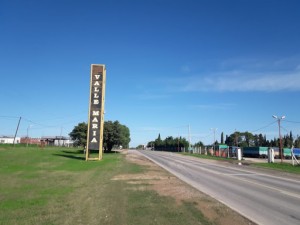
xmin=243 ymin=147 xmax=268 ymax=158
xmin=280 ymin=147 xmax=300 ymax=159
xmin=292 ymin=148 xmax=300 ymax=159
xmin=283 ymin=148 xmax=291 ymax=159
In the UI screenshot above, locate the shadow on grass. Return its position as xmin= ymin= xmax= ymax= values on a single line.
xmin=61 ymin=150 xmax=84 ymax=154
xmin=104 ymin=150 xmax=120 ymax=154
xmin=53 ymin=153 xmax=85 ymax=161
xmin=53 ymin=149 xmax=120 ymax=161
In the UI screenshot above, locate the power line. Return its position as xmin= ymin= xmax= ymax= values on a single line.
xmin=22 ymin=117 xmax=58 ymax=128
xmin=281 ymin=126 xmax=290 ymax=133
xmin=22 ymin=117 xmax=82 ymax=128
xmin=250 ymin=121 xmax=277 ymax=133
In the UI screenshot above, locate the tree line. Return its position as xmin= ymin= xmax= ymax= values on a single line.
xmin=69 ymin=120 xmax=130 ymax=152
xmin=146 ymin=130 xmax=300 ymax=151
xmin=146 ymin=134 xmax=190 ymax=152
xmin=223 ymin=131 xmax=300 ymax=148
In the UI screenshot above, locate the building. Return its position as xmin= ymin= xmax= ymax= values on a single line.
xmin=20 ymin=137 xmax=41 ymax=145
xmin=41 ymin=136 xmax=73 ymax=147
xmin=0 ymin=136 xmax=21 ymax=144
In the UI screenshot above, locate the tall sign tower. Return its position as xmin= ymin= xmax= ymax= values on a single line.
xmin=86 ymin=64 xmax=106 ymax=160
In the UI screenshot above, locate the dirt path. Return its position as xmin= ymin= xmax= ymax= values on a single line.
xmin=119 ymin=150 xmax=255 ymax=225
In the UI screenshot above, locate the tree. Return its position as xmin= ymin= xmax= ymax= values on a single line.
xmin=225 ymin=131 xmax=256 ymax=147
xmin=225 ymin=134 xmax=235 ymax=146
xmin=285 ymin=131 xmax=293 ymax=148
xmin=194 ymin=141 xmax=204 ymax=147
xmin=244 ymin=131 xmax=255 ymax=147
xmin=154 ymin=133 xmax=164 ymax=150
xmin=149 ymin=135 xmax=189 ymax=151
xmin=147 ymin=141 xmax=155 ymax=149
xmin=69 ymin=120 xmax=130 ymax=152
xmin=69 ymin=122 xmax=87 ymax=147
xmin=294 ymin=135 xmax=300 ymax=148
xmin=136 ymin=145 xmax=144 ymax=149
xmin=221 ymin=132 xmax=224 ymax=144
xmin=103 ymin=120 xmax=131 ymax=152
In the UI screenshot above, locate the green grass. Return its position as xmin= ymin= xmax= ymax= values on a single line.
xmin=181 ymin=152 xmax=300 ymax=174
xmin=0 ymin=145 xmax=212 ymax=225
xmin=253 ymin=162 xmax=300 ymax=174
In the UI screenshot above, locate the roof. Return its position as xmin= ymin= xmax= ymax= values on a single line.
xmin=0 ymin=135 xmax=15 ymax=138
xmin=41 ymin=136 xmax=69 ymax=140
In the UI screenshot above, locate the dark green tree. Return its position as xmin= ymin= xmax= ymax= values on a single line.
xmin=285 ymin=131 xmax=293 ymax=148
xmin=69 ymin=122 xmax=88 ymax=147
xmin=294 ymin=135 xmax=300 ymax=148
xmin=136 ymin=145 xmax=144 ymax=149
xmin=194 ymin=141 xmax=204 ymax=147
xmin=149 ymin=135 xmax=189 ymax=151
xmin=244 ymin=131 xmax=255 ymax=147
xmin=103 ymin=120 xmax=131 ymax=152
xmin=147 ymin=141 xmax=155 ymax=149
xmin=221 ymin=132 xmax=224 ymax=144
xmin=225 ymin=131 xmax=264 ymax=147
xmin=225 ymin=134 xmax=235 ymax=146
xmin=154 ymin=133 xmax=164 ymax=150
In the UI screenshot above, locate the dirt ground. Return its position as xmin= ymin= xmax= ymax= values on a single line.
xmin=114 ymin=150 xmax=256 ymax=225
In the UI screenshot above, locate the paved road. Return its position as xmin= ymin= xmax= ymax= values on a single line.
xmin=132 ymin=150 xmax=300 ymax=225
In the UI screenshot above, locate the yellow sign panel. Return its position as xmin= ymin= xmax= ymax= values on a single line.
xmin=86 ymin=64 xmax=106 ymax=160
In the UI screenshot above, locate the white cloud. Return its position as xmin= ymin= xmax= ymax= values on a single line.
xmin=180 ymin=71 xmax=300 ymax=92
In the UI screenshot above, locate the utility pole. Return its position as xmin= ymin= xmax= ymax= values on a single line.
xmin=26 ymin=125 xmax=33 ymax=147
xmin=13 ymin=116 xmax=21 ymax=147
xmin=27 ymin=125 xmax=29 ymax=147
xmin=188 ymin=124 xmax=191 ymax=152
xmin=235 ymin=129 xmax=238 ymax=146
xmin=177 ymin=134 xmax=180 ymax=152
xmin=211 ymin=128 xmax=217 ymax=152
xmin=273 ymin=115 xmax=285 ymax=163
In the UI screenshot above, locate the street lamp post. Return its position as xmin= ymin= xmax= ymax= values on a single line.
xmin=26 ymin=125 xmax=33 ymax=147
xmin=188 ymin=124 xmax=191 ymax=152
xmin=272 ymin=115 xmax=285 ymax=163
xmin=211 ymin=128 xmax=217 ymax=155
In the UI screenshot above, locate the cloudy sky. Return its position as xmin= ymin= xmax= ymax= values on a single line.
xmin=1 ymin=0 xmax=300 ymax=147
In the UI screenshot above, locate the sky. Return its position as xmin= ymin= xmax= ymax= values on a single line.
xmin=1 ymin=0 xmax=300 ymax=147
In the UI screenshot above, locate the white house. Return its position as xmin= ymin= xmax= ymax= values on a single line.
xmin=0 ymin=136 xmax=21 ymax=144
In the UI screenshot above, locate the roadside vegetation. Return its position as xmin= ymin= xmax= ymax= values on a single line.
xmin=0 ymin=145 xmax=219 ymax=225
xmin=145 ymin=131 xmax=300 ymax=151
xmin=180 ymin=150 xmax=300 ymax=174
xmin=253 ymin=162 xmax=300 ymax=174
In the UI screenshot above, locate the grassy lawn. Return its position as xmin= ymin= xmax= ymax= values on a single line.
xmin=253 ymin=162 xmax=300 ymax=174
xmin=0 ymin=145 xmax=212 ymax=225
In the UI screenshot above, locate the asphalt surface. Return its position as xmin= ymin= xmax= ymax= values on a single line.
xmin=132 ymin=150 xmax=300 ymax=225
